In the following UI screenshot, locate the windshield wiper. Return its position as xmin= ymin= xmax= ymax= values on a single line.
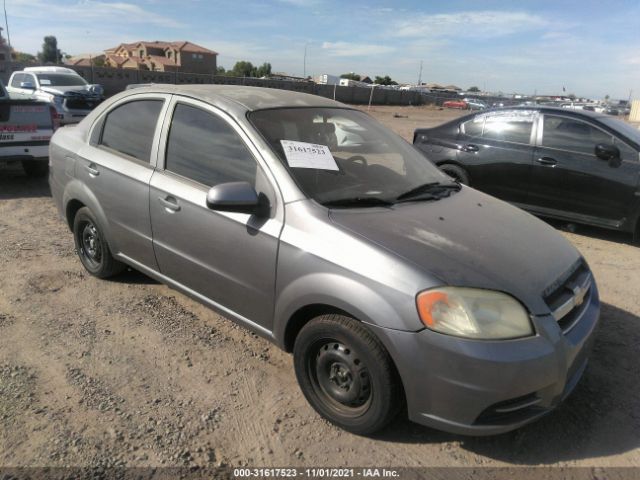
xmin=322 ymin=197 xmax=395 ymax=208
xmin=395 ymin=182 xmax=461 ymax=202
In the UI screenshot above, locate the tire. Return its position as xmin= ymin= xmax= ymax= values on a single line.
xmin=22 ymin=161 xmax=49 ymax=178
xmin=293 ymin=314 xmax=403 ymax=435
xmin=439 ymin=164 xmax=470 ymax=185
xmin=72 ymin=207 xmax=125 ymax=278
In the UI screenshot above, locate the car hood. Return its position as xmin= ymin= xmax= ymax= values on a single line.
xmin=40 ymin=85 xmax=101 ymax=97
xmin=328 ymin=187 xmax=581 ymax=315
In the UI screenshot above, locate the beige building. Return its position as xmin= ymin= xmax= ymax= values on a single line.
xmin=103 ymin=41 xmax=217 ymax=74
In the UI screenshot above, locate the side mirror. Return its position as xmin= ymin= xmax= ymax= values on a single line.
xmin=19 ymin=81 xmax=35 ymax=90
xmin=595 ymin=143 xmax=621 ymax=167
xmin=206 ymin=181 xmax=264 ymax=215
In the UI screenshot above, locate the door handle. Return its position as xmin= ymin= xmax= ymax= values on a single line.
xmin=536 ymin=157 xmax=558 ymax=166
xmin=157 ymin=195 xmax=181 ymax=212
xmin=463 ymin=144 xmax=479 ymax=152
xmin=86 ymin=163 xmax=100 ymax=176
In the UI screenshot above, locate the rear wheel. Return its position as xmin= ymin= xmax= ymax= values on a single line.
xmin=73 ymin=207 xmax=125 ymax=278
xmin=439 ymin=164 xmax=470 ymax=185
xmin=293 ymin=314 xmax=402 ymax=435
xmin=22 ymin=160 xmax=49 ymax=178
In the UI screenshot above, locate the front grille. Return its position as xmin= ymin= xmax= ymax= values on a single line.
xmin=543 ymin=260 xmax=592 ymax=334
xmin=64 ymin=97 xmax=102 ymax=111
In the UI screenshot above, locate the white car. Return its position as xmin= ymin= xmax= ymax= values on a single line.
xmin=6 ymin=66 xmax=103 ymax=125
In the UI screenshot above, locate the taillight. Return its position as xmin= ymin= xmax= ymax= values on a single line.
xmin=50 ymin=106 xmax=60 ymax=131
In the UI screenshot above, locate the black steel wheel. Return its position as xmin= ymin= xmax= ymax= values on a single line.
xmin=73 ymin=207 xmax=125 ymax=278
xmin=294 ymin=314 xmax=403 ymax=435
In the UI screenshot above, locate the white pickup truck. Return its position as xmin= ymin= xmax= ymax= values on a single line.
xmin=0 ymin=79 xmax=56 ymax=176
xmin=6 ymin=66 xmax=103 ymax=125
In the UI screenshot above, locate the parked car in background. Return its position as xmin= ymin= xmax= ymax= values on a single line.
xmin=49 ymin=85 xmax=599 ymax=436
xmin=413 ymin=107 xmax=640 ymax=241
xmin=442 ymin=99 xmax=468 ymax=109
xmin=464 ymin=98 xmax=487 ymax=110
xmin=603 ymin=105 xmax=619 ymax=116
xmin=0 ymin=80 xmax=56 ymax=176
xmin=6 ymin=66 xmax=103 ymax=125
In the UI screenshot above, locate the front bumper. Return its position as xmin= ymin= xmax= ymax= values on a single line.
xmin=372 ymin=283 xmax=600 ymax=436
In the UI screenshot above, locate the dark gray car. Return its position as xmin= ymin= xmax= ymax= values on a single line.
xmin=49 ymin=85 xmax=600 ymax=435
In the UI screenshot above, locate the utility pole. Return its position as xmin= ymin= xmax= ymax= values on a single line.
xmin=3 ymin=0 xmax=11 ymax=48
xmin=417 ymin=60 xmax=423 ymax=86
xmin=303 ymin=42 xmax=308 ymax=78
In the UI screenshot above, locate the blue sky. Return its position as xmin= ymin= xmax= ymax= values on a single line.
xmin=4 ymin=0 xmax=640 ymax=98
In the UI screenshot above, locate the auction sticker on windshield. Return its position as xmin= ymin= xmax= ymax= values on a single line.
xmin=280 ymin=140 xmax=339 ymax=171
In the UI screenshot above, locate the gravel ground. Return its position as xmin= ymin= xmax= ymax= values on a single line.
xmin=1 ymin=105 xmax=639 ymax=472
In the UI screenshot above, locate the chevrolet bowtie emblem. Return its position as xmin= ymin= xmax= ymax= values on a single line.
xmin=572 ymin=284 xmax=587 ymax=307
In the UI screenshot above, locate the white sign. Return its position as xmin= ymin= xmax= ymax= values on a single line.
xmin=280 ymin=140 xmax=339 ymax=171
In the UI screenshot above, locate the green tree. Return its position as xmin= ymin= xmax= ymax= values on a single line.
xmin=468 ymin=86 xmax=480 ymax=92
xmin=373 ymin=75 xmax=398 ymax=86
xmin=37 ymin=36 xmax=62 ymax=63
xmin=255 ymin=62 xmax=272 ymax=78
xmin=230 ymin=61 xmax=255 ymax=77
xmin=92 ymin=56 xmax=105 ymax=67
xmin=216 ymin=66 xmax=226 ymax=75
xmin=14 ymin=52 xmax=37 ymax=63
xmin=340 ymin=72 xmax=361 ymax=81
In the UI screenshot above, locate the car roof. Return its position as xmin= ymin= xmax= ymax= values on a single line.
xmin=486 ymin=105 xmax=609 ymax=120
xmin=122 ymin=84 xmax=347 ymax=113
xmin=23 ymin=66 xmax=78 ymax=74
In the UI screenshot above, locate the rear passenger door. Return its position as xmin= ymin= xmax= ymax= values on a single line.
xmin=149 ymin=97 xmax=282 ymax=332
xmin=79 ymin=94 xmax=170 ymax=270
xmin=457 ymin=110 xmax=536 ymax=203
xmin=529 ymin=114 xmax=638 ymax=226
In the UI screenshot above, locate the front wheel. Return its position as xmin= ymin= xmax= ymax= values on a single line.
xmin=293 ymin=315 xmax=403 ymax=435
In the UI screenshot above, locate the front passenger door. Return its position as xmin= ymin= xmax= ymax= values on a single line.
xmin=149 ymin=99 xmax=282 ymax=332
xmin=529 ymin=114 xmax=638 ymax=226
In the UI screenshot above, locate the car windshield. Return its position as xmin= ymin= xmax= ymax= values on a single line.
xmin=36 ymin=74 xmax=88 ymax=87
xmin=249 ymin=108 xmax=452 ymax=205
xmin=600 ymin=117 xmax=640 ymax=147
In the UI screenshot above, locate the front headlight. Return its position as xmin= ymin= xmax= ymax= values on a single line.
xmin=47 ymin=94 xmax=64 ymax=106
xmin=416 ymin=287 xmax=534 ymax=340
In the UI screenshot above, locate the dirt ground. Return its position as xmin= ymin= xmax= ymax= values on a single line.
xmin=1 ymin=105 xmax=639 ymax=472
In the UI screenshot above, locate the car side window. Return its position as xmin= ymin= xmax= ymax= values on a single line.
xmin=482 ymin=111 xmax=534 ymax=144
xmin=462 ymin=117 xmax=484 ymax=137
xmin=165 ymin=103 xmax=257 ymax=187
xmin=24 ymin=74 xmax=36 ymax=86
xmin=10 ymin=73 xmax=24 ymax=87
xmin=542 ymin=115 xmax=612 ymax=155
xmin=613 ymin=137 xmax=638 ymax=162
xmin=100 ymin=100 xmax=164 ymax=163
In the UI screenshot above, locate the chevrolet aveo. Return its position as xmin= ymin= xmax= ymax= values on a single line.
xmin=49 ymin=85 xmax=600 ymax=435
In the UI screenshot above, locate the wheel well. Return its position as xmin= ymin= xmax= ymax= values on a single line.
xmin=65 ymin=199 xmax=85 ymax=231
xmin=283 ymin=304 xmax=352 ymax=352
xmin=437 ymin=161 xmax=470 ymax=182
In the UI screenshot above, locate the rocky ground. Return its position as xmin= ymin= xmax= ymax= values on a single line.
xmin=0 ymin=106 xmax=639 ymax=473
